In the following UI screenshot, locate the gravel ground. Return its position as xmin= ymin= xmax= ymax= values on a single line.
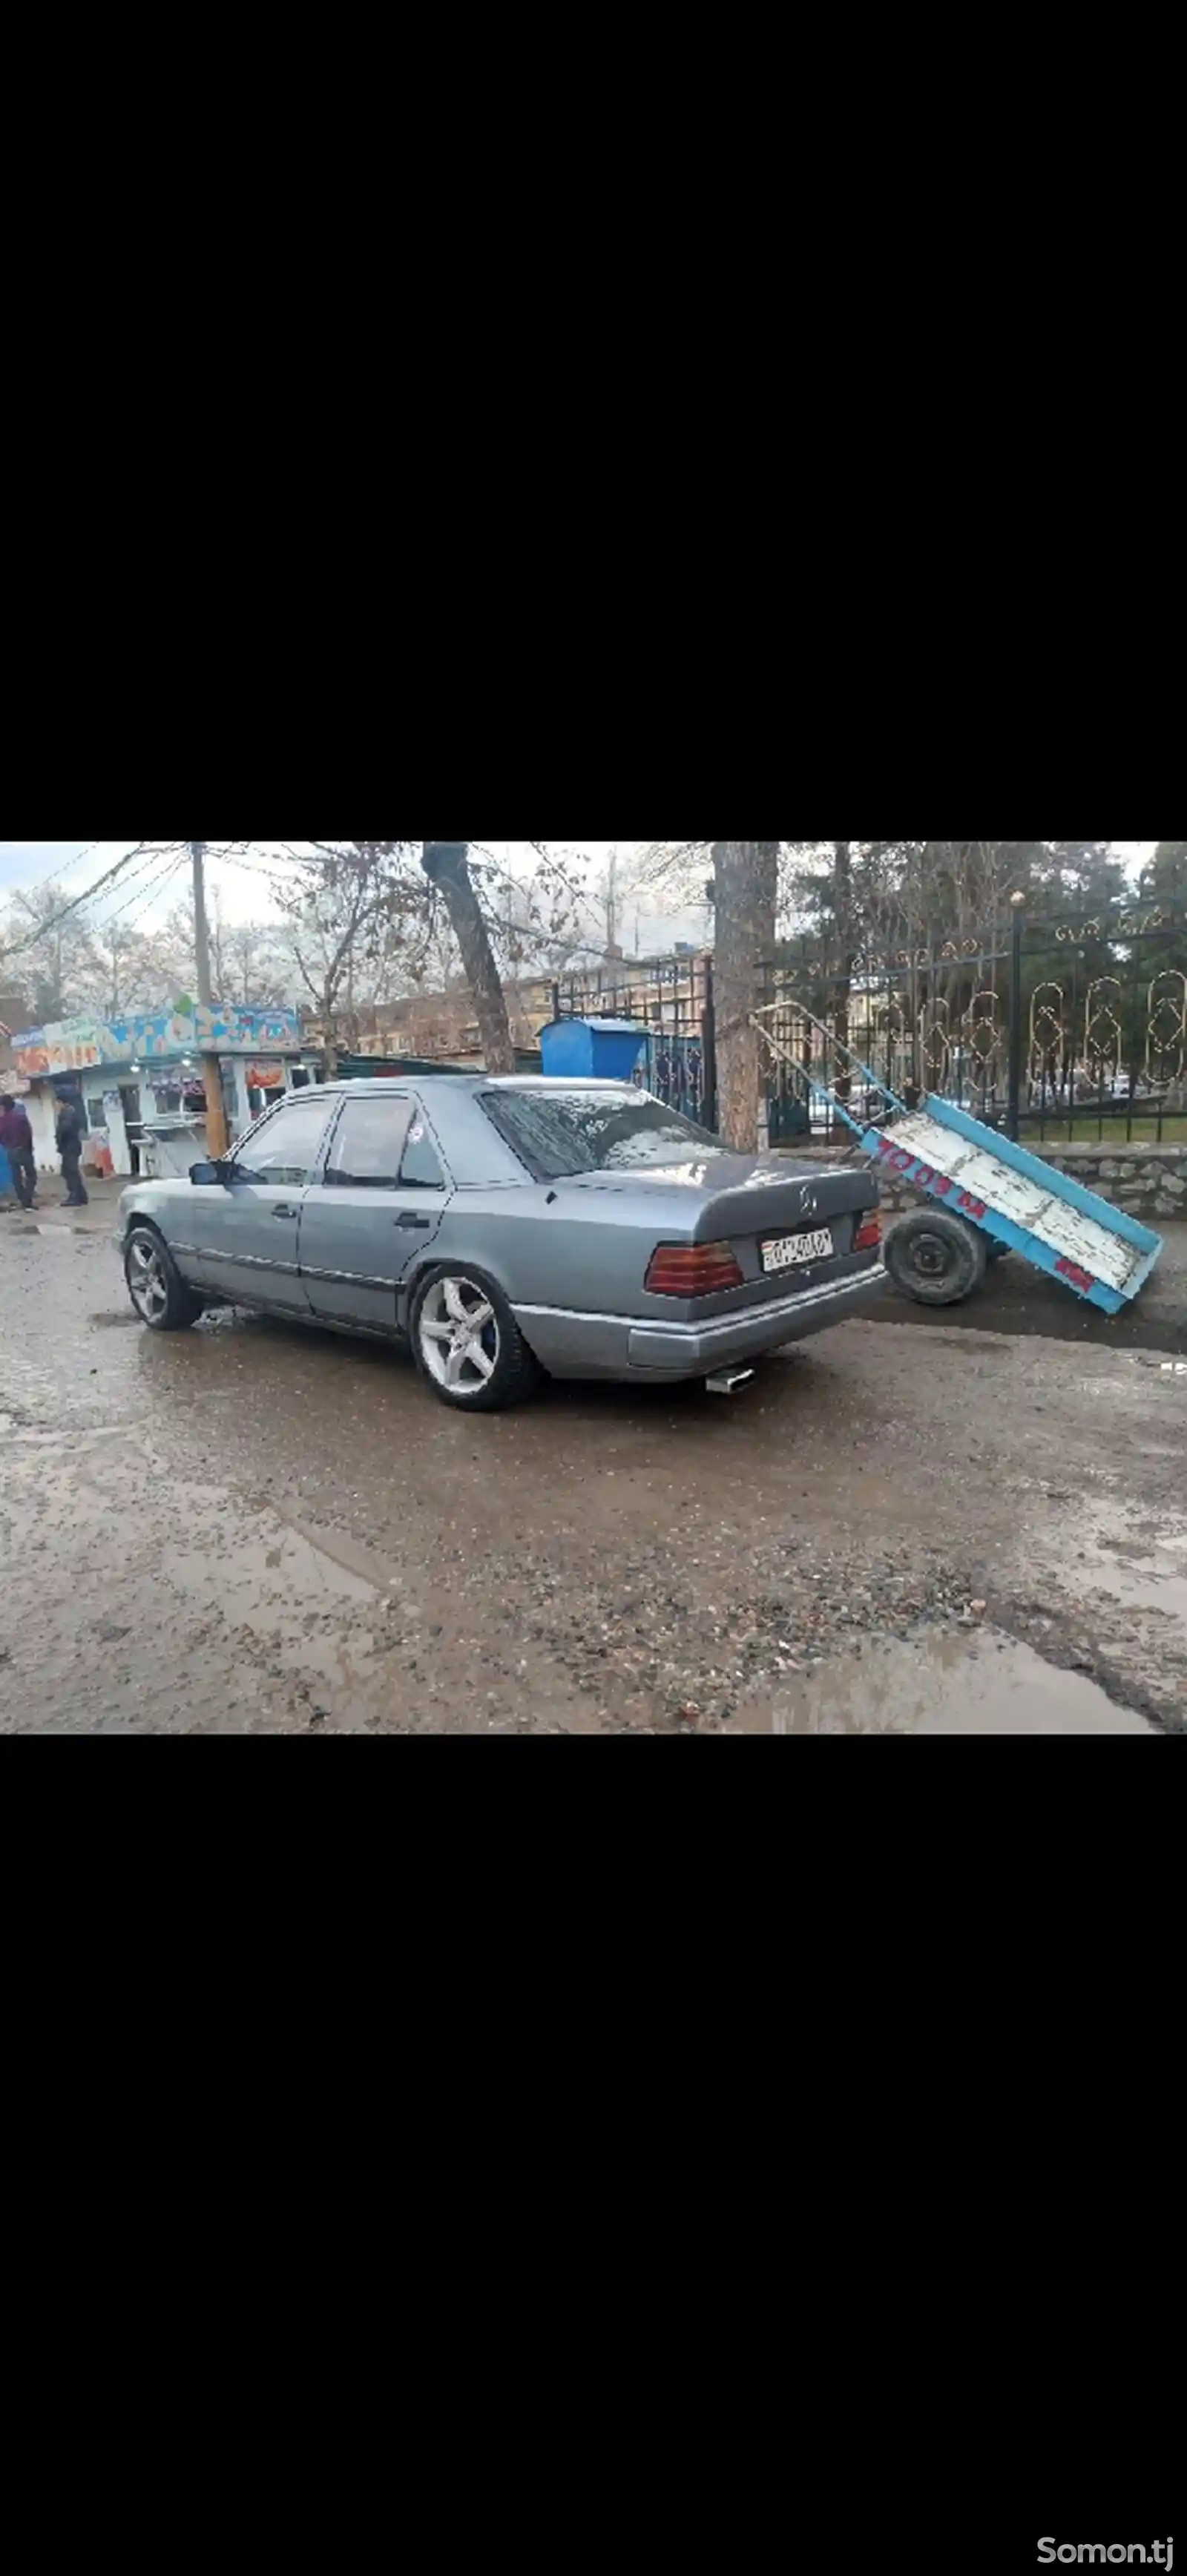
xmin=1 ymin=1203 xmax=1184 ymax=1734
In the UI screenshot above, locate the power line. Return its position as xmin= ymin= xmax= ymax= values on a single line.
xmin=91 ymin=852 xmax=190 ymax=938
xmin=84 ymin=841 xmax=193 ymax=930
xmin=4 ymin=844 xmax=183 ymax=954
xmin=3 ymin=838 xmax=105 ymax=896
xmin=205 ymin=846 xmax=303 ymax=901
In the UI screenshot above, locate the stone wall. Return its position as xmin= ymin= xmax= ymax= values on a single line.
xmin=1037 ymin=1143 xmax=1186 ymax=1225
xmin=779 ymin=1138 xmax=1187 ymax=1223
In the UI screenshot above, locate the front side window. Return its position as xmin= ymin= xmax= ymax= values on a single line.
xmin=324 ymin=1097 xmax=446 ymax=1190
xmin=233 ymin=1099 xmax=332 ymax=1188
xmin=480 ymin=1088 xmax=724 ymax=1180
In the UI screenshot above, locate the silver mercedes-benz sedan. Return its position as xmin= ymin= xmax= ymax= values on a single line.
xmin=116 ymin=1077 xmax=887 ymax=1409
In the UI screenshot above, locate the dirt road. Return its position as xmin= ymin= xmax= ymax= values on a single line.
xmin=2 ymin=1198 xmax=1184 ymax=1733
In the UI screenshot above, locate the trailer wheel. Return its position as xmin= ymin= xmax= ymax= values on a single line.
xmin=886 ymin=1209 xmax=988 ymax=1307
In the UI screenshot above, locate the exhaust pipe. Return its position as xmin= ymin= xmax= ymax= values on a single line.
xmin=705 ymin=1367 xmax=755 ymax=1396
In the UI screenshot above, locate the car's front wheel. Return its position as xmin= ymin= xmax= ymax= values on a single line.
xmin=410 ymin=1268 xmax=541 ymax=1411
xmin=125 ymin=1224 xmax=203 ymax=1332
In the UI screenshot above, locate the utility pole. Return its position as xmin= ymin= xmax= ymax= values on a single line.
xmin=190 ymin=841 xmax=229 ymax=1157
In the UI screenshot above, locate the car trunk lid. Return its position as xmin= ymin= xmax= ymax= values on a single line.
xmin=565 ymin=1154 xmax=880 ymax=1318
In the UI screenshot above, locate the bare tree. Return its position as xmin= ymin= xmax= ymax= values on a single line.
xmin=272 ymin=842 xmax=424 ymax=1073
xmin=221 ymin=919 xmax=291 ymax=1010
xmin=71 ymin=922 xmax=171 ymax=1020
xmin=421 ymin=842 xmax=515 ymax=1074
xmin=159 ymin=893 xmax=292 ymax=1010
xmin=635 ymin=840 xmax=717 ymax=912
xmin=1 ymin=882 xmax=99 ymax=1022
xmin=231 ymin=839 xmax=560 ymax=1074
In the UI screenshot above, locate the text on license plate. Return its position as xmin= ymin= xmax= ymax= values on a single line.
xmin=762 ymin=1226 xmax=835 ymax=1274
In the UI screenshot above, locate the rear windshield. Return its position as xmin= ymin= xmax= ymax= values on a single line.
xmin=481 ymin=1088 xmax=725 ymax=1180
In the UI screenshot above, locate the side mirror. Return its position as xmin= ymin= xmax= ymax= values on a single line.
xmin=190 ymin=1159 xmax=228 ymax=1186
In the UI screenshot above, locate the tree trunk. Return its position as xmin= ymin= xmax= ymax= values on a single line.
xmin=421 ymin=842 xmax=515 ymax=1075
xmin=711 ymin=840 xmax=779 ymax=1151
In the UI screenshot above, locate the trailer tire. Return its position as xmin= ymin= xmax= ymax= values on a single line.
xmin=885 ymin=1209 xmax=988 ymax=1307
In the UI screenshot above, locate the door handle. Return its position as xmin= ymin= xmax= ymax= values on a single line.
xmin=272 ymin=1206 xmax=298 ymax=1220
xmin=394 ymin=1212 xmax=433 ymax=1229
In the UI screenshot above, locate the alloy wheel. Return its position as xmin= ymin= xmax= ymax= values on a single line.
xmin=418 ymin=1276 xmax=500 ymax=1396
xmin=128 ymin=1237 xmax=168 ymax=1322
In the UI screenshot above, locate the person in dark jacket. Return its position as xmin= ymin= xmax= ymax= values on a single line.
xmin=55 ymin=1098 xmax=89 ymax=1206
xmin=0 ymin=1097 xmax=39 ymax=1209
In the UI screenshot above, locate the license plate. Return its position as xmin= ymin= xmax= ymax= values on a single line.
xmin=762 ymin=1226 xmax=835 ymax=1275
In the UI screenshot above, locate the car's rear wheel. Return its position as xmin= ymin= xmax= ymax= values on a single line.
xmin=411 ymin=1268 xmax=542 ymax=1411
xmin=885 ymin=1208 xmax=988 ymax=1307
xmin=125 ymin=1223 xmax=203 ymax=1331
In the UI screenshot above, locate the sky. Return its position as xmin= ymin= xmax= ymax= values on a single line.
xmin=0 ymin=838 xmax=1161 ymax=959
xmin=0 ymin=838 xmax=711 ymax=957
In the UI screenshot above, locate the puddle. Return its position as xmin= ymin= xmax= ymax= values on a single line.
xmin=1059 ymin=1502 xmax=1187 ymax=1623
xmin=722 ymin=1629 xmax=1154 ymax=1734
xmin=254 ymin=1505 xmax=400 ymax=1594
xmin=170 ymin=1519 xmax=385 ymax=1715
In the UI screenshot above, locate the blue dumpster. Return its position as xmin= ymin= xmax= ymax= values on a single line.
xmin=540 ymin=1017 xmax=647 ymax=1081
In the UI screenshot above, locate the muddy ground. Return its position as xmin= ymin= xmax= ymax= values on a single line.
xmin=1 ymin=1192 xmax=1185 ymax=1735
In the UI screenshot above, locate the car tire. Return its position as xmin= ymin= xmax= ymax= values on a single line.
xmin=885 ymin=1209 xmax=988 ymax=1307
xmin=125 ymin=1223 xmax=204 ymax=1332
xmin=410 ymin=1266 xmax=542 ymax=1412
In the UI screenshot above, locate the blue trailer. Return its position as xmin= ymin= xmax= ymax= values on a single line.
xmin=752 ymin=1007 xmax=1163 ymax=1315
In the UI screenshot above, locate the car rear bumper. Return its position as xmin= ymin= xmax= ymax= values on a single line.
xmin=513 ymin=1263 xmax=887 ymax=1381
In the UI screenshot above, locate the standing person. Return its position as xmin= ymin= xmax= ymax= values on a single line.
xmin=55 ymin=1097 xmax=89 ymax=1207
xmin=0 ymin=1095 xmax=39 ymax=1210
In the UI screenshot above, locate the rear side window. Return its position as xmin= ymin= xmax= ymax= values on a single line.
xmin=324 ymin=1097 xmax=446 ymax=1190
xmin=481 ymin=1088 xmax=723 ymax=1180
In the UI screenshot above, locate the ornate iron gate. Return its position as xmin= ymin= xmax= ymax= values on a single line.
xmin=754 ymin=898 xmax=1186 ymax=1147
xmin=1011 ymin=897 xmax=1186 ymax=1141
xmin=548 ymin=907 xmax=1185 ymax=1149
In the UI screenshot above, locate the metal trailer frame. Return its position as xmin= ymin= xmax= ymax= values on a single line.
xmin=752 ymin=1006 xmax=1163 ymax=1315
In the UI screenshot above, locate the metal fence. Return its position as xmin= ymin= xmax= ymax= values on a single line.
xmin=1010 ymin=900 xmax=1186 ymax=1143
xmin=550 ymin=953 xmax=716 ymax=1128
xmin=754 ymin=933 xmax=1013 ymax=1145
xmin=754 ymin=900 xmax=1187 ymax=1146
xmin=548 ymin=905 xmax=1186 ymax=1149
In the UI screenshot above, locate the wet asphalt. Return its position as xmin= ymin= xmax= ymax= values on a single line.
xmin=2 ymin=1189 xmax=1185 ymax=1732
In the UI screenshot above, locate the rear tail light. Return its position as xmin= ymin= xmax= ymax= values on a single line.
xmin=854 ymin=1215 xmax=881 ymax=1252
xmin=645 ymin=1240 xmax=744 ymax=1297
